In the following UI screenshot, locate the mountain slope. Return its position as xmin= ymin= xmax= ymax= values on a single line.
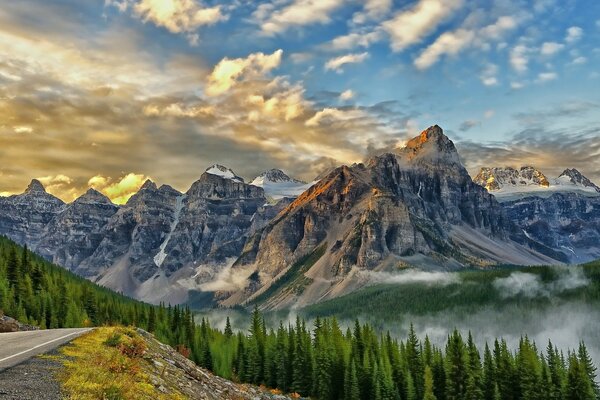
xmin=226 ymin=126 xmax=559 ymax=309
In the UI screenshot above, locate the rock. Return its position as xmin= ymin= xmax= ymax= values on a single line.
xmin=0 ymin=315 xmax=19 ymax=333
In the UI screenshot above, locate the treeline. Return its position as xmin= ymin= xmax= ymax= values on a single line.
xmin=0 ymin=236 xmax=194 ymax=351
xmin=202 ymin=308 xmax=599 ymax=400
xmin=1 ymin=236 xmax=599 ymax=399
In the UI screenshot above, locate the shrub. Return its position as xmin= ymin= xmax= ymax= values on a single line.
xmin=118 ymin=336 xmax=147 ymax=358
xmin=103 ymin=332 xmax=122 ymax=347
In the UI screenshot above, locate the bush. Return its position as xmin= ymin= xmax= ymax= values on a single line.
xmin=103 ymin=332 xmax=122 ymax=347
xmin=118 ymin=336 xmax=147 ymax=358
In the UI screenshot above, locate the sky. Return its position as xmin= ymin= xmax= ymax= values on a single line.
xmin=0 ymin=0 xmax=599 ymax=203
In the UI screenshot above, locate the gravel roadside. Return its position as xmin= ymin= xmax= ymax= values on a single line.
xmin=0 ymin=349 xmax=63 ymax=400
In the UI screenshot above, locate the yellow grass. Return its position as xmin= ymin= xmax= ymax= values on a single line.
xmin=58 ymin=327 xmax=185 ymax=400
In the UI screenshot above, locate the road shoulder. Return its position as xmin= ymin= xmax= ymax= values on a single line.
xmin=0 ymin=350 xmax=63 ymax=400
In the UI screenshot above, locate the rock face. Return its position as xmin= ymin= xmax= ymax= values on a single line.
xmin=228 ymin=126 xmax=558 ymax=309
xmin=154 ymin=171 xmax=265 ymax=276
xmin=473 ymin=166 xmax=600 ymax=263
xmin=0 ymin=169 xmax=267 ymax=304
xmin=474 ymin=167 xmax=599 ymax=199
xmin=76 ymin=181 xmax=182 ymax=284
xmin=474 ymin=166 xmax=550 ymax=192
xmin=503 ymin=192 xmax=600 ymax=263
xmin=36 ymin=189 xmax=118 ymax=270
xmin=0 ymin=180 xmax=65 ymax=246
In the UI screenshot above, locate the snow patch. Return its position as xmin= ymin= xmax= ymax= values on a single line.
xmin=154 ymin=194 xmax=186 ymax=267
xmin=205 ymin=165 xmax=244 ymax=183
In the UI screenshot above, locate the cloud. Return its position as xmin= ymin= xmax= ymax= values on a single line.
xmin=13 ymin=126 xmax=33 ymax=134
xmin=570 ymin=56 xmax=587 ymax=65
xmin=510 ymin=44 xmax=530 ymax=72
xmin=108 ymin=0 xmax=227 ymax=44
xmin=327 ymin=30 xmax=383 ymax=51
xmin=356 ymin=269 xmax=460 ymax=286
xmin=414 ymin=16 xmax=517 ymax=70
xmin=493 ymin=268 xmax=589 ymax=299
xmin=35 ymin=174 xmax=79 ymax=200
xmin=324 ymin=52 xmax=369 ymax=73
xmin=88 ymin=172 xmax=150 ymax=204
xmin=339 ymin=89 xmax=355 ymax=101
xmin=254 ymin=0 xmax=345 ymax=36
xmin=540 ymin=41 xmax=564 ymax=55
xmin=352 ymin=0 xmax=393 ymax=24
xmin=305 ymin=107 xmax=367 ymax=127
xmin=459 ymin=119 xmax=480 ymax=132
xmin=383 ymin=0 xmax=464 ymax=52
xmin=205 ymin=49 xmax=283 ymax=96
xmin=536 ymin=71 xmax=557 ymax=83
xmin=565 ymin=26 xmax=583 ymax=43
xmin=484 ymin=109 xmax=495 ymax=119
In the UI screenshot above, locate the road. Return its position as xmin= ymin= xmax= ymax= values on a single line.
xmin=0 ymin=328 xmax=91 ymax=371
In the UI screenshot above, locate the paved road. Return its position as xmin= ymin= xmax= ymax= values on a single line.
xmin=0 ymin=328 xmax=91 ymax=371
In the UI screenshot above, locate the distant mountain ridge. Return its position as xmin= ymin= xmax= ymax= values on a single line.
xmin=474 ymin=166 xmax=600 ymax=200
xmin=1 ymin=126 xmax=599 ymax=306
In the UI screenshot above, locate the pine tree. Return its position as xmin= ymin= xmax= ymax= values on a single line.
xmin=465 ymin=332 xmax=483 ymax=400
xmin=547 ymin=341 xmax=564 ymax=400
xmin=566 ymin=353 xmax=596 ymax=400
xmin=344 ymin=359 xmax=360 ymax=400
xmin=578 ymin=342 xmax=599 ymax=398
xmin=483 ymin=343 xmax=496 ymax=400
xmin=445 ymin=330 xmax=467 ymax=400
xmin=6 ymin=247 xmax=19 ymax=290
xmin=224 ymin=316 xmax=233 ymax=338
xmin=424 ymin=366 xmax=438 ymax=400
xmin=406 ymin=323 xmax=425 ymax=399
xmin=147 ymin=307 xmax=156 ymax=333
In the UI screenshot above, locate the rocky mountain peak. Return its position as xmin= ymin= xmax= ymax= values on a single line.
xmin=25 ymin=179 xmax=46 ymax=194
xmin=140 ymin=179 xmax=157 ymax=191
xmin=204 ymin=164 xmax=244 ymax=183
xmin=398 ymin=125 xmax=461 ymax=166
xmin=557 ymin=168 xmax=600 ymax=192
xmin=253 ymin=169 xmax=305 ymax=184
xmin=76 ymin=188 xmax=113 ymax=205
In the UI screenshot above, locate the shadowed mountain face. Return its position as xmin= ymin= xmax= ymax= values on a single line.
xmin=0 ymin=125 xmax=596 ymax=306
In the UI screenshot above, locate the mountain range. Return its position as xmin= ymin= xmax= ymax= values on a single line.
xmin=1 ymin=125 xmax=599 ymax=308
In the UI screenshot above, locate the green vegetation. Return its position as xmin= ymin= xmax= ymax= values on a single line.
xmin=301 ymin=264 xmax=600 ymax=323
xmin=0 ymin=235 xmax=212 ymax=370
xmin=58 ymin=327 xmax=185 ymax=400
xmin=201 ymin=307 xmax=600 ymax=400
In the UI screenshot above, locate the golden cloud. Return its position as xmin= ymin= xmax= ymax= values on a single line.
xmin=88 ymin=173 xmax=151 ymax=205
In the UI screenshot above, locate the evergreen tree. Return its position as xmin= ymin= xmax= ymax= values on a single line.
xmin=578 ymin=341 xmax=599 ymax=398
xmin=424 ymin=366 xmax=438 ymax=400
xmin=224 ymin=316 xmax=233 ymax=338
xmin=566 ymin=353 xmax=596 ymax=400
xmin=445 ymin=330 xmax=467 ymax=400
xmin=483 ymin=343 xmax=496 ymax=400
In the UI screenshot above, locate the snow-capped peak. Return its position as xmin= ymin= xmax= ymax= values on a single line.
xmin=556 ymin=169 xmax=600 ymax=193
xmin=251 ymin=169 xmax=306 ymax=185
xmin=205 ymin=164 xmax=244 ymax=183
xmin=474 ymin=166 xmax=600 ymax=200
xmin=250 ymin=169 xmax=312 ymax=200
